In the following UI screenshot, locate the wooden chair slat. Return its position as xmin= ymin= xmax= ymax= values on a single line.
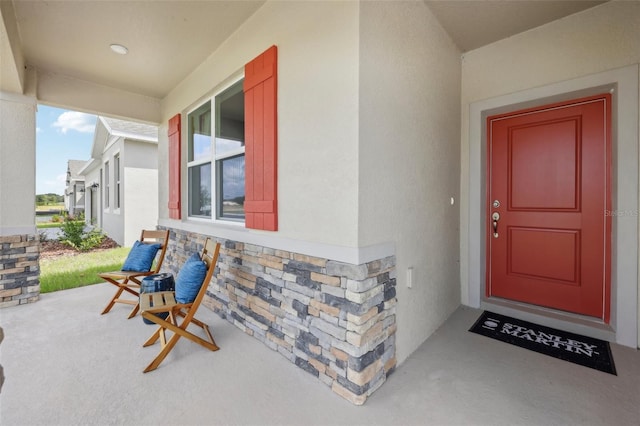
xmin=165 ymin=292 xmax=176 ymax=305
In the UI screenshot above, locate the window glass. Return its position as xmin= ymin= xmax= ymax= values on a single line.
xmin=188 ymin=163 xmax=211 ymax=218
xmin=215 ymin=80 xmax=244 ymax=156
xmin=188 ymin=102 xmax=211 ymax=163
xmin=217 ymin=155 xmax=245 ymax=220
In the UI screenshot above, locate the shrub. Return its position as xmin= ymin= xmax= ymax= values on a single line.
xmin=51 ymin=215 xmax=62 ymax=223
xmin=78 ymin=228 xmax=106 ymax=251
xmin=59 ymin=213 xmax=105 ymax=251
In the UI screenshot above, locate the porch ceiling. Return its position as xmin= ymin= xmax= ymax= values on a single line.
xmin=5 ymin=0 xmax=266 ymax=99
xmin=424 ymin=0 xmax=608 ymax=52
xmin=1 ymin=0 xmax=607 ymax=101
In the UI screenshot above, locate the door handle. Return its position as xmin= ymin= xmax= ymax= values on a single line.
xmin=492 ymin=212 xmax=500 ymax=238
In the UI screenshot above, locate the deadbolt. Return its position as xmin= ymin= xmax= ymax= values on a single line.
xmin=493 ymin=200 xmax=500 ymax=208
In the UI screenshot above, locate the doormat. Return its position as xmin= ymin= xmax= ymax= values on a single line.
xmin=469 ymin=311 xmax=616 ymax=375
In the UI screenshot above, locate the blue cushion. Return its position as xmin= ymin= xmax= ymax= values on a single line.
xmin=175 ymin=253 xmax=208 ymax=304
xmin=122 ymin=240 xmax=162 ymax=272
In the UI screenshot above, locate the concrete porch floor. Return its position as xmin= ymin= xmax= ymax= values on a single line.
xmin=0 ymin=283 xmax=638 ymax=425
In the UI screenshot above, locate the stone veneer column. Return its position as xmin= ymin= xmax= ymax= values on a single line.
xmin=160 ymin=227 xmax=397 ymax=405
xmin=0 ymin=235 xmax=40 ymax=307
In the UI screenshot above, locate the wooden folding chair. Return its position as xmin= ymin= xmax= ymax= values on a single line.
xmin=140 ymin=238 xmax=220 ymax=373
xmin=99 ymin=229 xmax=170 ymax=318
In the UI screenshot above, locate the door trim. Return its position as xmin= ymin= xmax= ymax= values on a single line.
xmin=486 ymin=94 xmax=612 ymax=321
xmin=464 ymin=64 xmax=639 ymax=348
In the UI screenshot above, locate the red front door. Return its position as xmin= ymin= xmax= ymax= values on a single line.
xmin=487 ymin=94 xmax=611 ymax=321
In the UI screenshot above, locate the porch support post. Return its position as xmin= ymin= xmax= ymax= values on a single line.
xmin=0 ymin=92 xmax=40 ymax=307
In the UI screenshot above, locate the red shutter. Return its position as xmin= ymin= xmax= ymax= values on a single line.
xmin=244 ymin=45 xmax=278 ymax=231
xmin=168 ymin=114 xmax=181 ymax=220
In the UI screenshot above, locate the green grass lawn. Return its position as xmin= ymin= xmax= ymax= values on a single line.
xmin=37 ymin=222 xmax=63 ymax=229
xmin=36 ymin=220 xmax=83 ymax=229
xmin=39 ymin=247 xmax=130 ymax=293
xmin=35 ymin=203 xmax=64 ymax=212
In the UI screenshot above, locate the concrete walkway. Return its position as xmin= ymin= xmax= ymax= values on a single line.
xmin=1 ymin=283 xmax=638 ymax=425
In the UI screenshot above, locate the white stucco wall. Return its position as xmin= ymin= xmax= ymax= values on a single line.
xmin=157 ymin=0 xmax=462 ymax=362
xmin=159 ymin=0 xmax=360 ymax=248
xmin=0 ymin=93 xmax=36 ymax=234
xmin=101 ymin=138 xmax=124 ymax=245
xmin=100 ymin=138 xmax=159 ymax=247
xmin=359 ymin=1 xmax=462 ymax=363
xmin=123 ymin=140 xmax=158 ymax=170
xmin=122 ymin=139 xmax=158 ymax=247
xmin=460 ymin=1 xmax=640 ymax=346
xmin=123 ymin=168 xmax=158 ymax=247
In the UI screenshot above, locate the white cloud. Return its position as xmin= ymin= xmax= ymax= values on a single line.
xmin=52 ymin=111 xmax=96 ymax=134
xmin=41 ymin=174 xmax=67 ymax=194
xmin=43 ymin=174 xmax=66 ymax=187
xmin=36 ymin=127 xmax=43 ymax=133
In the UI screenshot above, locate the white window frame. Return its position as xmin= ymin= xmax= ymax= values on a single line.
xmin=104 ymin=161 xmax=110 ymax=209
xmin=186 ymin=75 xmax=245 ymax=225
xmin=186 ymin=101 xmax=213 ymax=219
xmin=114 ymin=152 xmax=121 ymax=211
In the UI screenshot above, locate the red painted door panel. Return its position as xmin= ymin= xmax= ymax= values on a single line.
xmin=487 ymin=94 xmax=611 ymax=321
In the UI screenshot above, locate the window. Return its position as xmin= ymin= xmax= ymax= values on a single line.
xmin=187 ymin=79 xmax=245 ymax=221
xmin=104 ymin=161 xmax=110 ymax=208
xmin=174 ymin=45 xmax=277 ymax=229
xmin=215 ymin=80 xmax=245 ymax=220
xmin=114 ymin=153 xmax=121 ymax=209
xmin=187 ymin=102 xmax=212 ymax=217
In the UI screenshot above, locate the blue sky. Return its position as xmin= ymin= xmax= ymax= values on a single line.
xmin=36 ymin=105 xmax=97 ymax=195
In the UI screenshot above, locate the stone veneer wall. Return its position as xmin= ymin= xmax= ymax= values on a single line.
xmin=0 ymin=235 xmax=40 ymax=308
xmin=159 ymin=227 xmax=397 ymax=405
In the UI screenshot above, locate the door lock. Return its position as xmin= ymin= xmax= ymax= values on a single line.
xmin=492 ymin=212 xmax=500 ymax=238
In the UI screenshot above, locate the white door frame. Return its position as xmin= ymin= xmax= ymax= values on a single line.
xmin=465 ymin=64 xmax=639 ymax=348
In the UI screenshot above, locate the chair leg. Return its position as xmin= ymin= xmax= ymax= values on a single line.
xmin=142 ymin=315 xmax=219 ymax=373
xmin=101 ymin=286 xmax=124 ymax=315
xmin=143 ymin=334 xmax=181 ymax=373
xmin=159 ymin=327 xmax=167 ymax=348
xmin=182 ymin=316 xmax=217 ymax=346
xmin=142 ymin=311 xmax=176 ymax=347
xmin=143 ymin=326 xmax=162 ymax=347
xmin=127 ymin=303 xmax=140 ymax=319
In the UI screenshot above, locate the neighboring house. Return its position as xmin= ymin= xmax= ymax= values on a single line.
xmin=63 ymin=160 xmax=85 ymax=217
xmin=1 ymin=1 xmax=638 ymax=406
xmin=78 ymin=116 xmax=159 ymax=247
